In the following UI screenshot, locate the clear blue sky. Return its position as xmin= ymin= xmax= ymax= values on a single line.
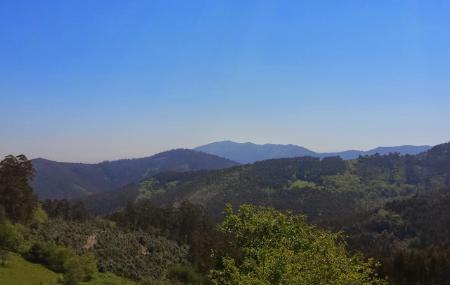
xmin=1 ymin=1 xmax=450 ymax=162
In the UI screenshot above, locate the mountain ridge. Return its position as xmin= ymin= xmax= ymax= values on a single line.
xmin=83 ymin=142 xmax=450 ymax=219
xmin=195 ymin=140 xmax=432 ymax=163
xmin=32 ymin=149 xmax=238 ymax=200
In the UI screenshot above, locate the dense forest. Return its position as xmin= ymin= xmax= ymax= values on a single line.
xmin=2 ymin=142 xmax=450 ymax=284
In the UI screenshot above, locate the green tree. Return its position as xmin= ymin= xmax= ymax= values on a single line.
xmin=0 ymin=222 xmax=28 ymax=253
xmin=209 ymin=204 xmax=386 ymax=285
xmin=27 ymin=241 xmax=97 ymax=284
xmin=0 ymin=155 xmax=37 ymax=223
xmin=63 ymin=253 xmax=97 ymax=285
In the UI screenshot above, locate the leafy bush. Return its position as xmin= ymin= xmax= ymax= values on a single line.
xmin=27 ymin=241 xmax=97 ymax=284
xmin=168 ymin=264 xmax=204 ymax=284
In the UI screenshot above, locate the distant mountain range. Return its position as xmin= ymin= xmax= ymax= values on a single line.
xmin=83 ymin=142 xmax=450 ymax=219
xmin=32 ymin=149 xmax=238 ymax=199
xmin=31 ymin=141 xmax=433 ymax=200
xmin=195 ymin=141 xmax=432 ymax=163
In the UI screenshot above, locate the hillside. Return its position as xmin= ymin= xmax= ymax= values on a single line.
xmin=30 ymin=219 xmax=188 ymax=281
xmin=87 ymin=142 xmax=449 ymax=222
xmin=4 ymin=144 xmax=450 ymax=284
xmin=32 ymin=149 xmax=238 ymax=199
xmin=81 ymin=143 xmax=450 ymax=284
xmin=195 ymin=140 xmax=432 ymax=162
xmin=0 ymin=254 xmax=134 ymax=285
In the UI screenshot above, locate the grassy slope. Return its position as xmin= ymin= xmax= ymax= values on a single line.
xmin=0 ymin=252 xmax=60 ymax=285
xmin=0 ymin=253 xmax=136 ymax=285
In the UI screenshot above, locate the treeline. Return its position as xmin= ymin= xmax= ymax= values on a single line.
xmin=383 ymin=247 xmax=450 ymax=285
xmin=42 ymin=199 xmax=89 ymax=222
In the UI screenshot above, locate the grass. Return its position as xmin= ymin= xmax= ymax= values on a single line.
xmin=0 ymin=252 xmax=61 ymax=285
xmin=289 ymin=179 xmax=319 ymax=190
xmin=0 ymin=252 xmax=135 ymax=285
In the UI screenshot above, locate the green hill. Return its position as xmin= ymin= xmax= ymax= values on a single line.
xmin=0 ymin=256 xmax=134 ymax=285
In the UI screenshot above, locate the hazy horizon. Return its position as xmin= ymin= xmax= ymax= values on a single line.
xmin=9 ymin=139 xmax=438 ymax=164
xmin=2 ymin=1 xmax=450 ymax=162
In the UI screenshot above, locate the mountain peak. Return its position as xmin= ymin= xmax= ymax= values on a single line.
xmin=195 ymin=141 xmax=318 ymax=163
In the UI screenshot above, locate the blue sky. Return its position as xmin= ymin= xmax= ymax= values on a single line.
xmin=1 ymin=1 xmax=450 ymax=162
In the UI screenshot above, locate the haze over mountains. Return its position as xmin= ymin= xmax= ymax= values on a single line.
xmin=195 ymin=140 xmax=432 ymax=163
xmin=32 ymin=149 xmax=237 ymax=199
xmin=31 ymin=140 xmax=433 ymax=200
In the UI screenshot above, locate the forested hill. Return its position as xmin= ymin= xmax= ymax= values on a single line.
xmin=195 ymin=140 xmax=432 ymax=162
xmin=84 ymin=142 xmax=449 ymax=220
xmin=32 ymin=149 xmax=238 ymax=200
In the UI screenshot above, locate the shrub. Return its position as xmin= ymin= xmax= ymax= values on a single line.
xmin=0 ymin=222 xmax=28 ymax=253
xmin=168 ymin=264 xmax=204 ymax=284
xmin=27 ymin=241 xmax=97 ymax=284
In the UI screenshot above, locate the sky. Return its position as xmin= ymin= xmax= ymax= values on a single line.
xmin=1 ymin=1 xmax=450 ymax=163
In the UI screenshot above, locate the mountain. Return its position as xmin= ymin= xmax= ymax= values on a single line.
xmin=195 ymin=140 xmax=432 ymax=163
xmin=322 ymin=145 xmax=433 ymax=159
xmin=32 ymin=149 xmax=238 ymax=200
xmin=85 ymin=142 xmax=449 ymax=219
xmin=194 ymin=141 xmax=319 ymax=163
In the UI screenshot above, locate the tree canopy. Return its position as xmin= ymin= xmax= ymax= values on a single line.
xmin=210 ymin=204 xmax=386 ymax=285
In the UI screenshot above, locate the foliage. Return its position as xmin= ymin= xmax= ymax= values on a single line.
xmin=209 ymin=204 xmax=386 ymax=285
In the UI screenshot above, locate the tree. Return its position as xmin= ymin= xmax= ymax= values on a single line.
xmin=0 ymin=155 xmax=37 ymax=223
xmin=209 ymin=204 xmax=386 ymax=285
xmin=42 ymin=199 xmax=89 ymax=221
xmin=0 ymin=222 xmax=28 ymax=253
xmin=321 ymin=156 xmax=346 ymax=176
